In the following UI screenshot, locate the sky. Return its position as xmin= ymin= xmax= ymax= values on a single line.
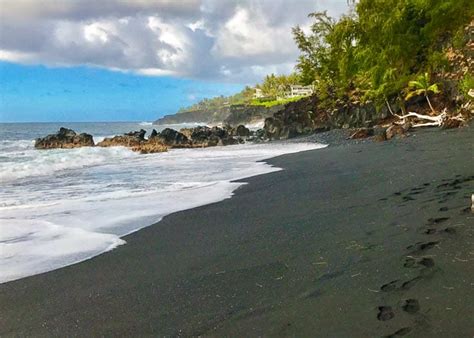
xmin=0 ymin=0 xmax=348 ymax=122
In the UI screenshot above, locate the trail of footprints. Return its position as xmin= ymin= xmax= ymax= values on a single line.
xmin=376 ymin=174 xmax=474 ymax=337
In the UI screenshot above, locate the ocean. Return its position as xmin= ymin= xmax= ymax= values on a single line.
xmin=0 ymin=122 xmax=325 ymax=283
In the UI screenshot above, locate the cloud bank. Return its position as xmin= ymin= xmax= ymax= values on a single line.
xmin=0 ymin=0 xmax=348 ymax=83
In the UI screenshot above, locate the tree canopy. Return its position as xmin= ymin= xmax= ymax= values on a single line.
xmin=293 ymin=0 xmax=474 ymax=107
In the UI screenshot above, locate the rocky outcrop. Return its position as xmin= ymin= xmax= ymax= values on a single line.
xmin=223 ymin=104 xmax=282 ymax=126
xmin=264 ymin=96 xmax=329 ymax=140
xmin=35 ymin=128 xmax=94 ymax=149
xmin=150 ymin=128 xmax=191 ymax=148
xmin=154 ymin=104 xmax=281 ymax=127
xmin=97 ymin=129 xmax=146 ymax=148
xmin=36 ymin=125 xmax=256 ymax=155
xmin=179 ymin=126 xmax=239 ymax=147
xmin=262 ymin=94 xmax=401 ymax=140
xmin=97 ymin=129 xmax=167 ymax=154
xmin=132 ymin=139 xmax=168 ymax=154
xmin=154 ymin=107 xmax=231 ymax=125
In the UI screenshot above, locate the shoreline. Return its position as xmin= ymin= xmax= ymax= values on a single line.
xmin=1 ymin=139 xmax=323 ymax=284
xmin=0 ymin=126 xmax=473 ymax=336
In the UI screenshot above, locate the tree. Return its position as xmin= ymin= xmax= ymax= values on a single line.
xmin=405 ymin=73 xmax=441 ymax=114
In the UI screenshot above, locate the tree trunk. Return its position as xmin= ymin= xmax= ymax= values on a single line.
xmin=425 ymin=94 xmax=436 ymax=114
xmin=397 ymin=93 xmax=407 ymax=115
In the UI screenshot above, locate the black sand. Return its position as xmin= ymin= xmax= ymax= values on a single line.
xmin=1 ymin=127 xmax=473 ymax=337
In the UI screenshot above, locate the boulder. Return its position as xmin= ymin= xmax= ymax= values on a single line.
xmin=97 ymin=134 xmax=145 ymax=148
xmin=442 ymin=117 xmax=464 ymax=129
xmin=179 ymin=126 xmax=237 ymax=147
xmin=150 ymin=129 xmax=158 ymax=138
xmin=152 ymin=128 xmax=190 ymax=147
xmin=35 ymin=128 xmax=94 ymax=149
xmin=234 ymin=125 xmax=251 ymax=137
xmin=125 ymin=129 xmax=146 ymax=140
xmin=385 ymin=122 xmax=410 ymax=140
xmin=373 ymin=126 xmax=388 ymax=142
xmin=349 ymin=128 xmax=374 ymax=139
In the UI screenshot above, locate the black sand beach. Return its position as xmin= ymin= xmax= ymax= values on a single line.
xmin=1 ymin=127 xmax=473 ymax=337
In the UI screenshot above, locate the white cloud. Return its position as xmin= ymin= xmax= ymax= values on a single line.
xmin=0 ymin=0 xmax=349 ymax=83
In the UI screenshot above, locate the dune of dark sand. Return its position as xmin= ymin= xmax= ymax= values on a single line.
xmin=0 ymin=126 xmax=473 ymax=337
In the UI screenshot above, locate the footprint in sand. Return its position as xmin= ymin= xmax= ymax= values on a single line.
xmin=419 ymin=257 xmax=435 ymax=268
xmin=377 ymin=306 xmax=395 ymax=321
xmin=443 ymin=227 xmax=456 ymax=234
xmin=427 ymin=217 xmax=449 ymax=225
xmin=385 ymin=327 xmax=412 ymax=337
xmin=380 ymin=280 xmax=398 ymax=292
xmin=402 ymin=299 xmax=420 ymax=314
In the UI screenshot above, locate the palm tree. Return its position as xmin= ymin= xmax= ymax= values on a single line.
xmin=405 ymin=73 xmax=440 ymax=114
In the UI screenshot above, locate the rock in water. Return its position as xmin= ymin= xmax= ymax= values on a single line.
xmin=97 ymin=129 xmax=146 ymax=148
xmin=151 ymin=128 xmax=190 ymax=147
xmin=132 ymin=139 xmax=168 ymax=154
xmin=179 ymin=126 xmax=237 ymax=147
xmin=97 ymin=129 xmax=168 ymax=154
xmin=35 ymin=128 xmax=94 ymax=149
xmin=150 ymin=129 xmax=158 ymax=138
xmin=125 ymin=129 xmax=146 ymax=140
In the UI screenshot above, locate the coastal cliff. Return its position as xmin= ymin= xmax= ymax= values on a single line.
xmin=153 ymin=104 xmax=283 ymax=126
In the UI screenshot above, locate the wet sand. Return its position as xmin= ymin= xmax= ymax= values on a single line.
xmin=0 ymin=127 xmax=473 ymax=337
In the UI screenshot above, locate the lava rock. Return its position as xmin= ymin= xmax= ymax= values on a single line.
xmin=152 ymin=128 xmax=190 ymax=147
xmin=35 ymin=128 xmax=94 ymax=149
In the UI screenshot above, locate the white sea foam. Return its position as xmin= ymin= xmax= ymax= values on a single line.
xmin=0 ymin=145 xmax=137 ymax=182
xmin=0 ymin=140 xmax=326 ymax=283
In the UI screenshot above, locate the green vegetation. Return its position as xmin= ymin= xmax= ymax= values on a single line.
xmin=177 ymin=86 xmax=255 ymax=113
xmin=250 ymin=96 xmax=305 ymax=108
xmin=177 ymin=73 xmax=304 ymax=113
xmin=255 ymin=73 xmax=301 ymax=99
xmin=293 ymin=0 xmax=473 ymax=111
xmin=405 ymin=73 xmax=441 ymax=114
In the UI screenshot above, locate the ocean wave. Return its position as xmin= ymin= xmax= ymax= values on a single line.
xmin=0 ymin=142 xmax=326 ymax=283
xmin=0 ymin=144 xmax=138 ymax=183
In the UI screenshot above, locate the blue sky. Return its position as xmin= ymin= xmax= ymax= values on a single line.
xmin=0 ymin=0 xmax=347 ymax=122
xmin=0 ymin=61 xmax=243 ymax=122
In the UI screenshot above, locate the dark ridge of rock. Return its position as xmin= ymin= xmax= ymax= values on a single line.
xmin=35 ymin=128 xmax=95 ymax=149
xmin=264 ymin=95 xmax=329 ymax=140
xmin=262 ymin=94 xmax=400 ymax=140
xmin=223 ymin=104 xmax=282 ymax=126
xmin=154 ymin=107 xmax=231 ymax=125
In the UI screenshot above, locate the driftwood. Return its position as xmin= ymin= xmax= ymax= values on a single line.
xmin=394 ymin=109 xmax=466 ymax=128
